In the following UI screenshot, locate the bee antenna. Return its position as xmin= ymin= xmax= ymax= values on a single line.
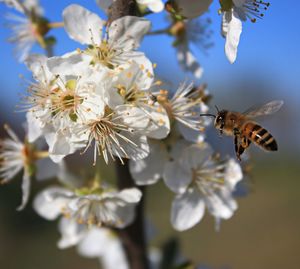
xmin=200 ymin=113 xmax=216 ymax=118
xmin=215 ymin=105 xmax=220 ymax=113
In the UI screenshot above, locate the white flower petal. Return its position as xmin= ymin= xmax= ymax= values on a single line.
xmin=16 ymin=171 xmax=31 ymax=211
xmin=45 ymin=131 xmax=77 ymax=163
xmin=115 ymin=105 xmax=149 ymax=129
xmin=25 ymin=54 xmax=52 ymax=82
xmin=129 ymin=141 xmax=167 ymax=185
xmin=108 ymin=16 xmax=151 ymax=50
xmin=225 ymin=159 xmax=243 ymax=189
xmin=114 ymin=203 xmax=137 ymax=228
xmin=224 ymin=10 xmax=242 ymax=64
xmin=138 ymin=0 xmax=164 ymax=13
xmin=119 ymin=133 xmax=149 ymax=161
xmin=144 ymin=105 xmax=170 ymax=139
xmin=58 ymin=218 xmax=86 ymax=249
xmin=33 ymin=186 xmax=73 ymax=220
xmin=78 ymin=228 xmax=129 ymax=269
xmin=171 ymin=188 xmax=205 ymax=231
xmin=205 ymin=192 xmax=235 ymax=220
xmin=77 ymin=228 xmax=109 ymax=257
xmin=177 ymin=44 xmax=203 ymax=79
xmin=180 ymin=143 xmax=213 ymax=171
xmin=116 ymin=188 xmax=142 ymax=203
xmin=163 ymin=161 xmax=191 ymax=194
xmin=26 ymin=111 xmax=44 ymax=142
xmin=177 ymin=122 xmax=205 ymax=143
xmin=63 ymin=4 xmax=104 ymax=45
xmin=47 ymin=51 xmax=91 ymax=77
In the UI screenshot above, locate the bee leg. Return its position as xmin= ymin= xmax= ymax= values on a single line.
xmin=241 ymin=136 xmax=251 ymax=148
xmin=234 ymin=135 xmax=242 ymax=161
xmin=233 ymin=127 xmax=240 ymax=136
xmin=236 ymin=136 xmax=252 ymax=161
xmin=237 ymin=144 xmax=246 ymax=161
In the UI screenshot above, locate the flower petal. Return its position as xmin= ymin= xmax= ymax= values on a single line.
xmin=177 ymin=44 xmax=203 ymax=78
xmin=58 ymin=218 xmax=86 ymax=249
xmin=63 ymin=4 xmax=104 ymax=45
xmin=204 ymin=192 xmax=235 ymax=219
xmin=25 ymin=54 xmax=52 ymax=82
xmin=33 ymin=186 xmax=73 ymax=220
xmin=77 ymin=227 xmax=109 ymax=257
xmin=138 ymin=0 xmax=164 ymax=13
xmin=224 ymin=10 xmax=242 ymax=64
xmin=16 ymin=171 xmax=31 ymax=211
xmin=129 ymin=141 xmax=167 ymax=185
xmin=163 ymin=160 xmax=191 ymax=194
xmin=116 ymin=188 xmax=142 ymax=203
xmin=171 ymin=188 xmax=205 ymax=231
xmin=179 ymin=143 xmax=213 ymax=171
xmin=108 ymin=16 xmax=151 ymax=51
xmin=225 ymin=158 xmax=243 ymax=189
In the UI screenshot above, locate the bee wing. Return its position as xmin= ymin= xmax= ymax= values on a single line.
xmin=243 ymin=100 xmax=284 ymax=118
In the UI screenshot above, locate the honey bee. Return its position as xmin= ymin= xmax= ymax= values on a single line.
xmin=201 ymin=100 xmax=283 ymax=161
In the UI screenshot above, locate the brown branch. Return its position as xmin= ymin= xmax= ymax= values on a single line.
xmin=108 ymin=2 xmax=149 ymax=268
xmin=107 ymin=0 xmax=139 ymax=25
xmin=115 ymin=160 xmax=149 ymax=269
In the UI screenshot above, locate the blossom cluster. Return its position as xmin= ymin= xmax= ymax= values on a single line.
xmin=0 ymin=0 xmax=271 ymax=267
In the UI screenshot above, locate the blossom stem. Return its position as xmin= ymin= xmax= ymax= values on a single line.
xmin=115 ymin=160 xmax=149 ymax=269
xmin=47 ymin=22 xmax=64 ymax=29
xmin=147 ymin=28 xmax=170 ymax=35
xmin=34 ymin=151 xmax=49 ymax=159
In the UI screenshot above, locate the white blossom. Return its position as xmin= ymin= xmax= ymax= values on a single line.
xmin=0 ymin=124 xmax=57 ymax=210
xmin=220 ymin=0 xmax=270 ymax=63
xmin=63 ymin=4 xmax=152 ymax=71
xmin=56 ymin=217 xmax=129 ymax=269
xmin=171 ymin=19 xmax=213 ymax=78
xmin=34 ymin=185 xmax=142 ymax=228
xmin=155 ymin=82 xmax=210 ymax=141
xmin=23 ymin=53 xmax=106 ymax=162
xmin=163 ymin=142 xmax=243 ymax=231
xmin=1 ymin=0 xmax=48 ymax=61
xmin=103 ymin=61 xmax=170 ymax=140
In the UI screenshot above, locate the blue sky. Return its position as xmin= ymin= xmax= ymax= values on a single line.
xmin=0 ymin=0 xmax=299 ymax=138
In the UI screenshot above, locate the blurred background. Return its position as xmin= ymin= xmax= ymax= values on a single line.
xmin=0 ymin=1 xmax=299 ymax=268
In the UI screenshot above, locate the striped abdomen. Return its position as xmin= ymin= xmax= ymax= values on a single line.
xmin=242 ymin=122 xmax=278 ymax=151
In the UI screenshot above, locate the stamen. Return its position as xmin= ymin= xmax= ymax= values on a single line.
xmin=243 ymin=0 xmax=270 ymax=23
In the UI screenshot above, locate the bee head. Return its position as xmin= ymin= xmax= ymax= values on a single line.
xmin=214 ymin=110 xmax=227 ymax=131
xmin=200 ymin=106 xmax=227 ymax=134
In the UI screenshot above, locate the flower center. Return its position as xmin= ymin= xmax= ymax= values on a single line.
xmin=116 ymin=83 xmax=147 ymax=105
xmin=85 ymin=40 xmax=118 ymax=69
xmin=192 ymin=161 xmax=226 ymax=196
xmin=50 ymin=79 xmax=84 ymax=122
xmin=81 ymin=109 xmax=136 ymax=165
